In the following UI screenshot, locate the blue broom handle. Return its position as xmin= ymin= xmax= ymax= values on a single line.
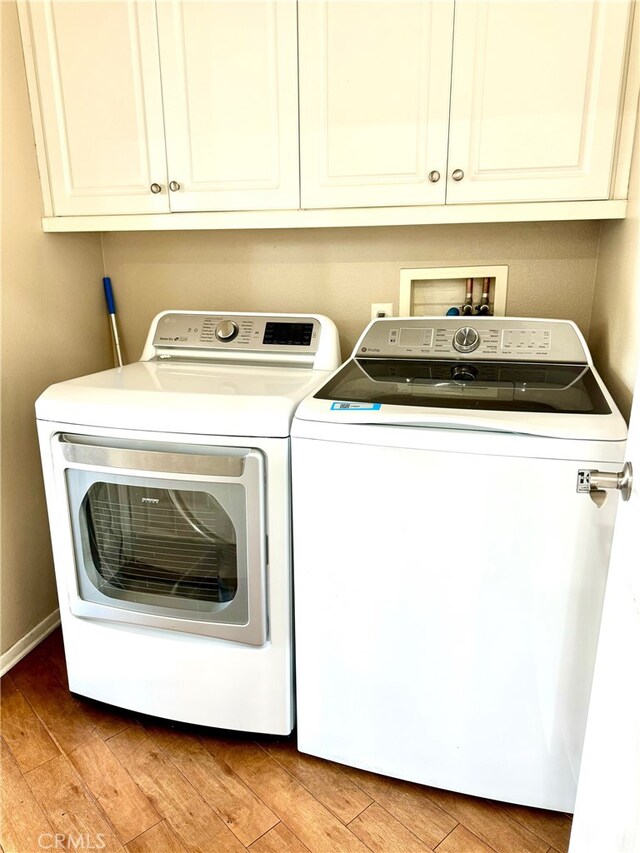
xmin=103 ymin=276 xmax=116 ymax=314
xmin=102 ymin=277 xmax=123 ymax=367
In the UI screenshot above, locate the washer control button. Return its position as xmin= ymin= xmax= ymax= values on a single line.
xmin=215 ymin=320 xmax=239 ymax=342
xmin=453 ymin=326 xmax=480 ymax=353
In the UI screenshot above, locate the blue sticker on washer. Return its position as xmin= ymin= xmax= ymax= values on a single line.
xmin=330 ymin=402 xmax=382 ymax=411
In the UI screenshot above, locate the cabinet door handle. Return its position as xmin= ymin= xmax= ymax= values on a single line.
xmin=452 ymin=169 xmax=464 ymax=181
xmin=169 ymin=181 xmax=181 ymax=192
xmin=150 ymin=183 xmax=163 ymax=194
xmin=428 ymin=170 xmax=441 ymax=183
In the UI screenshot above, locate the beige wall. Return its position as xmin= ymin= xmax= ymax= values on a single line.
xmin=589 ymin=111 xmax=640 ymax=422
xmin=103 ymin=219 xmax=601 ymax=363
xmin=1 ymin=1 xmax=109 ymax=658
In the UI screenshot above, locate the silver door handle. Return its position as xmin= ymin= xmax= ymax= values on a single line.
xmin=577 ymin=462 xmax=633 ymax=501
xmin=59 ymin=435 xmax=248 ymax=477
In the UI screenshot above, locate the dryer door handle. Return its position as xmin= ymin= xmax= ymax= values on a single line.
xmin=60 ymin=436 xmax=248 ymax=478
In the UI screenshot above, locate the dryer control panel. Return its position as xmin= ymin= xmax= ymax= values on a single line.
xmin=356 ymin=317 xmax=588 ymax=363
xmin=152 ymin=313 xmax=319 ymax=352
xmin=143 ymin=311 xmax=341 ymax=370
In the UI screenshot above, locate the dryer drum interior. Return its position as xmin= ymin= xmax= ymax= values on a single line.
xmin=82 ymin=483 xmax=239 ymax=604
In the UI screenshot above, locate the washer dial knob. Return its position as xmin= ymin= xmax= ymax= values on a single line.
xmin=215 ymin=319 xmax=239 ymax=342
xmin=453 ymin=326 xmax=480 ymax=353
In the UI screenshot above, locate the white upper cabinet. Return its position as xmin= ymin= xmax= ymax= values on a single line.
xmin=156 ymin=1 xmax=299 ymax=211
xmin=299 ymin=0 xmax=633 ymax=210
xmin=21 ymin=0 xmax=299 ymax=216
xmin=298 ymin=1 xmax=454 ymax=208
xmin=24 ymin=1 xmax=168 ymax=216
xmin=447 ymin=1 xmax=632 ymax=204
xmin=18 ymin=0 xmax=637 ymax=228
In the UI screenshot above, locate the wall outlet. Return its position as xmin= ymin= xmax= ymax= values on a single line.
xmin=371 ymin=302 xmax=394 ymax=320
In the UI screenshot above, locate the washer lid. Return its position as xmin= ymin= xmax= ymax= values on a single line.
xmin=36 ymin=360 xmax=333 ymax=437
xmin=295 ymin=356 xmax=627 ymax=441
xmin=316 ymin=358 xmax=611 ymax=414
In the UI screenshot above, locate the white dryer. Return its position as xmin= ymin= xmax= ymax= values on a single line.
xmin=292 ymin=316 xmax=627 ymax=811
xmin=37 ymin=311 xmax=340 ymax=735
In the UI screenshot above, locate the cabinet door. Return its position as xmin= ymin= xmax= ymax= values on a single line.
xmin=447 ymin=1 xmax=631 ymax=204
xmin=156 ymin=0 xmax=299 ymax=212
xmin=298 ymin=1 xmax=454 ymax=209
xmin=24 ymin=1 xmax=169 ymax=216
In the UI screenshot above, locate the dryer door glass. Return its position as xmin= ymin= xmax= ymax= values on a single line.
xmin=82 ymin=483 xmax=241 ymax=612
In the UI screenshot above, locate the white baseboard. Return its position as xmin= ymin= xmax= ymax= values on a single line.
xmin=0 ymin=609 xmax=61 ymax=677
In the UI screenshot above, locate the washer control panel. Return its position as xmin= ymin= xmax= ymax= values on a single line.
xmin=357 ymin=317 xmax=587 ymax=363
xmin=152 ymin=312 xmax=320 ymax=354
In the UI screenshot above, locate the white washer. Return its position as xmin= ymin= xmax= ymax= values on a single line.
xmin=37 ymin=310 xmax=340 ymax=735
xmin=292 ymin=316 xmax=627 ymax=811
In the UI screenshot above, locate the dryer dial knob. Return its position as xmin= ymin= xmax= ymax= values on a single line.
xmin=215 ymin=320 xmax=239 ymax=342
xmin=453 ymin=326 xmax=480 ymax=353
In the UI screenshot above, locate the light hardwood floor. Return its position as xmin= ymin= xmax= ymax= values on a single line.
xmin=1 ymin=630 xmax=572 ymax=853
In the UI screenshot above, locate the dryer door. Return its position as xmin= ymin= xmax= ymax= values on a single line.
xmin=57 ymin=435 xmax=267 ymax=645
